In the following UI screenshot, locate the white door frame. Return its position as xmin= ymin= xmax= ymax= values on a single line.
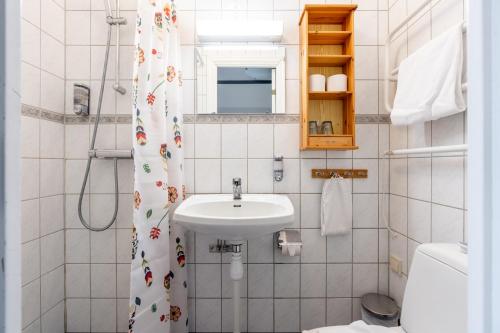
xmin=467 ymin=0 xmax=499 ymax=332
xmin=0 ymin=0 xmax=22 ymax=332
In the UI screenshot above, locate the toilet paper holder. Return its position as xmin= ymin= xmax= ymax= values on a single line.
xmin=276 ymin=230 xmax=302 ymax=255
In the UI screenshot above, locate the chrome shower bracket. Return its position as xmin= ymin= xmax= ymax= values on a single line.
xmin=273 ymin=156 xmax=284 ymax=182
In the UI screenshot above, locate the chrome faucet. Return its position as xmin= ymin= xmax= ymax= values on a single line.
xmin=232 ymin=177 xmax=242 ymax=200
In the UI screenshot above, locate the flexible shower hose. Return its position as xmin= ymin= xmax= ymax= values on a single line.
xmin=78 ymin=22 xmax=119 ymax=231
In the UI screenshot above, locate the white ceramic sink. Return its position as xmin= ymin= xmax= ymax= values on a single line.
xmin=173 ymin=194 xmax=294 ymax=241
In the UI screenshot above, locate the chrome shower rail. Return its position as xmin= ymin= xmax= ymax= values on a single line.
xmin=384 ymin=144 xmax=468 ymax=156
xmin=384 ymin=0 xmax=467 ymax=113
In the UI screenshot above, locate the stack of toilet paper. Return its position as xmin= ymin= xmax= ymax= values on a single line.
xmin=278 ymin=230 xmax=302 ymax=256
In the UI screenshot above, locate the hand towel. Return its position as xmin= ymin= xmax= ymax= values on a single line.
xmin=302 ymin=320 xmax=393 ymax=333
xmin=320 ymin=176 xmax=352 ymax=236
xmin=391 ymin=23 xmax=466 ymax=126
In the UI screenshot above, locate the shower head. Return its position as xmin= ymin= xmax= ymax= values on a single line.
xmin=113 ymin=83 xmax=127 ymax=95
xmin=103 ymin=0 xmax=113 ymax=17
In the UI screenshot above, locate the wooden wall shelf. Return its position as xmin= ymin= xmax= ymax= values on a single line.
xmin=299 ymin=4 xmax=358 ymax=151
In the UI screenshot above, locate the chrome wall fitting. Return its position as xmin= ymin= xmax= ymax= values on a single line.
xmin=273 ymin=156 xmax=284 ymax=181
xmin=209 ymin=240 xmax=242 ymax=253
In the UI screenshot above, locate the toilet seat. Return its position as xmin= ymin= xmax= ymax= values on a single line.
xmin=303 ymin=321 xmax=406 ymax=333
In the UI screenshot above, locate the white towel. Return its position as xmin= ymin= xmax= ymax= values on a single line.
xmin=302 ymin=320 xmax=393 ymax=333
xmin=321 ymin=177 xmax=352 ymax=236
xmin=391 ymin=23 xmax=466 ymax=126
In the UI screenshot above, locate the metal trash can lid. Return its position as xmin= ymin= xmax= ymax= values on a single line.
xmin=361 ymin=293 xmax=399 ymax=319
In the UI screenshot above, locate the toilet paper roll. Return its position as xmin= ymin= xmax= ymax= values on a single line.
xmin=327 ymin=74 xmax=348 ymax=92
xmin=281 ymin=244 xmax=301 ymax=256
xmin=309 ymin=74 xmax=326 ymax=92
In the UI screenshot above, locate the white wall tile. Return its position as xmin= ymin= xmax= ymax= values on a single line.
xmin=408 ymin=198 xmax=431 ymax=243
xmin=196 ymin=264 xmax=221 ymax=298
xmin=40 ymin=195 xmax=64 ymax=236
xmin=248 ymin=159 xmax=274 ymax=193
xmin=355 ymin=10 xmax=378 ymax=45
xmin=40 ymin=33 xmax=64 ymax=77
xmin=66 ymin=264 xmax=90 ymax=298
xmin=248 ymin=124 xmax=274 ymax=158
xmin=301 ymin=298 xmax=326 ymax=331
xmin=221 ymin=124 xmax=247 ymax=158
xmin=355 ymin=80 xmax=378 ymax=114
xmin=40 ymin=159 xmax=64 ymax=197
xmin=22 ymin=240 xmax=40 ymax=285
xmin=66 ymin=11 xmax=91 ymax=45
xmin=431 ymin=204 xmax=464 ymax=243
xmin=353 ymin=229 xmax=378 ymax=263
xmin=39 ymin=119 xmax=64 ymax=157
xmin=222 ymin=298 xmax=247 ymax=332
xmin=196 ymin=299 xmax=221 ymax=332
xmin=327 ymin=298 xmax=352 ymax=326
xmin=327 ymin=264 xmax=352 ymax=297
xmin=353 ymin=194 xmax=378 ymax=228
xmin=248 ymin=264 xmax=274 ymax=298
xmin=248 ymin=299 xmax=274 ymax=332
xmin=91 ymin=264 xmax=117 ymax=297
xmin=22 ymin=158 xmax=40 ymax=200
xmin=40 ymin=231 xmax=64 ymax=274
xmin=41 ymin=0 xmax=64 ymax=42
xmin=301 ymin=264 xmax=326 ymax=297
xmin=21 ymin=63 xmax=41 ymax=107
xmin=66 ymin=229 xmax=90 ymax=263
xmin=195 ymin=159 xmax=221 ymax=193
xmin=90 ymin=229 xmax=116 ymax=263
xmin=66 ymin=299 xmax=91 ymax=332
xmin=327 ymin=231 xmax=353 ymax=263
xmin=274 ymin=123 xmax=300 ymax=158
xmin=300 ymin=194 xmax=321 ymax=228
xmin=91 ymin=299 xmax=116 ymax=332
xmin=274 ymin=299 xmax=300 ymax=332
xmin=274 ymin=263 xmax=300 ymax=297
xmin=353 ymin=263 xmax=378 ymax=297
xmin=41 ymin=301 xmax=65 ymax=333
xmin=301 ymin=229 xmax=326 ymax=263
xmin=41 ymin=266 xmax=64 ymax=313
xmin=22 ymin=199 xmax=40 ymax=243
xmin=195 ymin=124 xmax=221 ymax=158
xmin=354 ymin=124 xmax=378 ymax=158
xmin=21 ymin=116 xmax=39 ymax=158
xmin=274 ymin=158 xmax=300 ymax=193
xmin=22 ymin=20 xmax=41 ymax=67
xmin=407 ymin=157 xmax=431 ymax=201
xmin=432 ymin=157 xmax=464 ymax=208
xmin=22 ymin=279 xmax=41 ymax=328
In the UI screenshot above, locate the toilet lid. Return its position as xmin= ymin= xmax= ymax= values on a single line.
xmin=361 ymin=293 xmax=400 ymax=319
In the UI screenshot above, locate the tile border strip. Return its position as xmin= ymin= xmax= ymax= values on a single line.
xmin=22 ymin=105 xmax=391 ymax=125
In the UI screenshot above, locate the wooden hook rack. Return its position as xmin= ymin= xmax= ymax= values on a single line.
xmin=311 ymin=168 xmax=368 ymax=179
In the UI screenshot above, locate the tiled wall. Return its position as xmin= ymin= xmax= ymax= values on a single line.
xmin=386 ymin=0 xmax=468 ymax=306
xmin=20 ymin=0 xmax=66 ymax=332
xmin=64 ymin=0 xmax=136 ymax=332
xmin=63 ymin=0 xmax=392 ymax=332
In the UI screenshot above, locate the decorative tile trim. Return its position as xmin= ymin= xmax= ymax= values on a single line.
xmin=24 ymin=105 xmax=391 ymax=125
xmin=21 ymin=104 xmax=64 ymax=124
xmin=355 ymin=114 xmax=391 ymax=124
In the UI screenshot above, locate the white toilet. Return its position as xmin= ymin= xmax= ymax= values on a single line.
xmin=306 ymin=243 xmax=467 ymax=333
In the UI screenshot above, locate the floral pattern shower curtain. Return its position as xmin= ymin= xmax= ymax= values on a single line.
xmin=129 ymin=1 xmax=188 ymax=332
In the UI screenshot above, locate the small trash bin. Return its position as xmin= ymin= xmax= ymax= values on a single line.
xmin=361 ymin=293 xmax=400 ymax=327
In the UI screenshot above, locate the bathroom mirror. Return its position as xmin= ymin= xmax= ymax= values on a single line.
xmin=196 ymin=46 xmax=286 ymax=114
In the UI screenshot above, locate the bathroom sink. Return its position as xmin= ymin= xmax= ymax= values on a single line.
xmin=173 ymin=194 xmax=294 ymax=241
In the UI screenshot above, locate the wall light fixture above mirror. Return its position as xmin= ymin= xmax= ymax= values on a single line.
xmin=197 ymin=20 xmax=283 ymax=42
xmin=196 ymin=46 xmax=286 ymax=114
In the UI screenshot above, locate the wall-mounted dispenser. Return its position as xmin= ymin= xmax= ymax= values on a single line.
xmin=73 ymin=83 xmax=90 ymax=116
xmin=274 ymin=156 xmax=284 ymax=182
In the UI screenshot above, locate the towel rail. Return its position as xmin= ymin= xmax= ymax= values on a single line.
xmin=384 ymin=144 xmax=468 ymax=156
xmin=384 ymin=0 xmax=467 ymax=113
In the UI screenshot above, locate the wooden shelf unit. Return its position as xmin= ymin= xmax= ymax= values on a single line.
xmin=299 ymin=4 xmax=358 ymax=150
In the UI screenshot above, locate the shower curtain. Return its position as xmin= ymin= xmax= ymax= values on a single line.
xmin=129 ymin=1 xmax=188 ymax=332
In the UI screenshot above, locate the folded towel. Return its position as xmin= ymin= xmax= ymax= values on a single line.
xmin=391 ymin=23 xmax=466 ymax=126
xmin=302 ymin=320 xmax=393 ymax=333
xmin=321 ymin=176 xmax=352 ymax=236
